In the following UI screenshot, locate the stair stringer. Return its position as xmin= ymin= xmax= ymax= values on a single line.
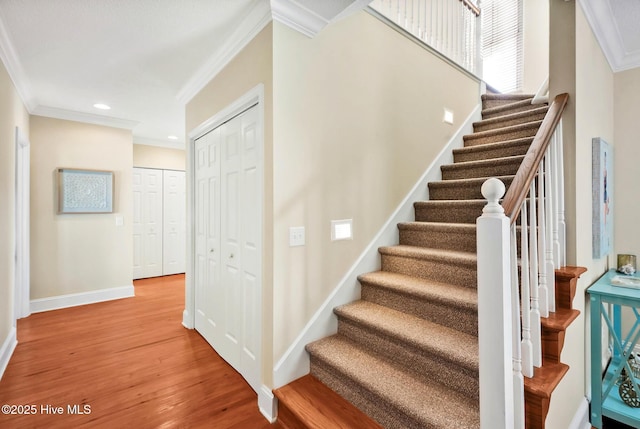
xmin=272 ymin=103 xmax=482 ymax=391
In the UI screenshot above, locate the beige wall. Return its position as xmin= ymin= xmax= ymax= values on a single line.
xmin=186 ymin=23 xmax=274 ymax=386
xmin=30 ymin=116 xmax=133 ymax=299
xmin=546 ymin=2 xmax=615 ymax=427
xmin=613 ymin=68 xmax=640 ymax=265
xmin=0 ymin=61 xmax=29 ymax=348
xmin=133 ymin=144 xmax=185 ymax=170
xmin=272 ymin=11 xmax=479 ymax=361
xmin=523 ymin=0 xmax=549 ymax=93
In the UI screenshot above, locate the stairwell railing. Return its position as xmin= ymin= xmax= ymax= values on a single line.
xmin=476 ymin=93 xmax=569 ymax=428
xmin=368 ymin=0 xmax=482 ymax=76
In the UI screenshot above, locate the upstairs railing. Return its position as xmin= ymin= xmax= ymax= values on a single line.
xmin=368 ymin=0 xmax=482 ymax=75
xmin=477 ymin=93 xmax=569 ymax=428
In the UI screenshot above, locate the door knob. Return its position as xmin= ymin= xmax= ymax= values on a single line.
xmin=210 ymin=249 xmax=215 ymax=253
xmin=230 ymin=253 xmax=234 ymax=259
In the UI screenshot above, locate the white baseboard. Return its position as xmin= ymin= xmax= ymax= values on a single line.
xmin=258 ymin=385 xmax=277 ymax=423
xmin=30 ymin=285 xmax=135 ymax=313
xmin=272 ymin=104 xmax=482 ymax=389
xmin=182 ymin=309 xmax=194 ymax=329
xmin=0 ymin=327 xmax=17 ymax=381
xmin=568 ymin=396 xmax=590 ymax=429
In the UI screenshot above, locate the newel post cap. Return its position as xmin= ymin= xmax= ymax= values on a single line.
xmin=481 ymin=178 xmax=506 ymax=215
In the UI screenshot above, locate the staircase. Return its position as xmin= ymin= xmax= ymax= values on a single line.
xmin=274 ymin=94 xmax=583 ymax=429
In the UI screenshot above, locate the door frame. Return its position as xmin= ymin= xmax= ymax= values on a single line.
xmin=184 ymin=84 xmax=264 ymax=392
xmin=14 ymin=126 xmax=30 ymax=321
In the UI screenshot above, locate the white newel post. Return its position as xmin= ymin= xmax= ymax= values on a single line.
xmin=477 ymin=178 xmax=514 ymax=429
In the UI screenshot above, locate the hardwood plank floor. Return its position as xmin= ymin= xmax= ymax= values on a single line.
xmin=0 ymin=275 xmax=281 ymax=429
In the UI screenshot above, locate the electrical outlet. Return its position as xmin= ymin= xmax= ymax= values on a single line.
xmin=289 ymin=226 xmax=305 ymax=247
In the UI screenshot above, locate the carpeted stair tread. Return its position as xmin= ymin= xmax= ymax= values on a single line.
xmin=358 ymin=271 xmax=477 ymax=310
xmin=335 ymin=300 xmax=479 ymax=371
xmin=482 ymin=98 xmax=538 ymax=118
xmin=428 ymin=176 xmax=514 ymax=201
xmin=307 ymin=335 xmax=480 ymax=428
xmin=453 ymin=137 xmax=533 ymax=163
xmin=481 ymin=93 xmax=534 ymax=109
xmin=379 ymin=245 xmax=477 ymax=288
xmin=379 ymin=244 xmax=476 ymax=264
xmin=414 ymin=199 xmax=486 ymax=223
xmin=473 ymin=105 xmax=548 ymax=132
xmin=398 ymin=221 xmax=476 ymax=251
xmin=441 ymin=154 xmax=525 ymax=180
xmin=463 ymin=120 xmax=542 ymax=146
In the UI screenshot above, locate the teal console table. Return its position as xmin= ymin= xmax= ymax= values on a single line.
xmin=588 ymin=269 xmax=640 ymax=428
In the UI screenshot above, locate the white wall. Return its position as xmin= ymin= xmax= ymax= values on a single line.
xmin=30 ymin=116 xmax=134 ymax=300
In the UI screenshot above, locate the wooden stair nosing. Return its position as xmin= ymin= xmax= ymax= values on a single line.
xmin=274 ymin=374 xmax=384 ymax=429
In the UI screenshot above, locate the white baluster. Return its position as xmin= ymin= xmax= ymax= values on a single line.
xmin=536 ymin=165 xmax=550 ymax=317
xmin=556 ymin=120 xmax=567 ymax=266
xmin=544 ymin=147 xmax=556 ymax=312
xmin=511 ymin=224 xmax=526 ymax=428
xmin=529 ymin=181 xmax=543 ymax=367
xmin=520 ymin=201 xmax=534 ymax=377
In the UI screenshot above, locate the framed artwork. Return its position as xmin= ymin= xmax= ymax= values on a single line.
xmin=58 ymin=168 xmax=114 ymax=214
xmin=592 ymin=138 xmax=612 ymax=258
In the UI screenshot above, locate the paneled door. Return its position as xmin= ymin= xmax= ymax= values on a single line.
xmin=194 ymin=104 xmax=261 ymax=393
xmin=133 ymin=168 xmax=163 ymax=279
xmin=163 ymin=170 xmax=186 ymax=275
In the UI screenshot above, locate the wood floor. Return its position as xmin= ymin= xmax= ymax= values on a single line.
xmin=0 ymin=275 xmax=281 ymax=429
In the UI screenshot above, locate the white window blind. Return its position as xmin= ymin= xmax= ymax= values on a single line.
xmin=481 ymin=0 xmax=523 ymax=93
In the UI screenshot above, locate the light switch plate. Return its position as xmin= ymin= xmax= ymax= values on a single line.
xmin=115 ymin=215 xmax=124 ymax=226
xmin=289 ymin=226 xmax=305 ymax=246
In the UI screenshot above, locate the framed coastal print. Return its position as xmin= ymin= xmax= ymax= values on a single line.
xmin=58 ymin=168 xmax=114 ymax=214
xmin=592 ymin=138 xmax=612 ymax=258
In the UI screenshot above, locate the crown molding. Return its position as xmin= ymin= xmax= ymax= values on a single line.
xmin=270 ymin=0 xmax=328 ymax=38
xmin=176 ymin=0 xmax=272 ymax=105
xmin=579 ymin=0 xmax=640 ymax=72
xmin=134 ymin=137 xmax=185 ymax=149
xmin=32 ymin=105 xmax=139 ymax=130
xmin=0 ymin=9 xmax=37 ymax=112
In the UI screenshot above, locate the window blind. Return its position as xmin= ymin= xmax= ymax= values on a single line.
xmin=481 ymin=0 xmax=523 ymax=93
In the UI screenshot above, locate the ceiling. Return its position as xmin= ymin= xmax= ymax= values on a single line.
xmin=0 ymin=0 xmax=636 ymax=149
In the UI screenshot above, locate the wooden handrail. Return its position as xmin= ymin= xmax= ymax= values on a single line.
xmin=502 ymin=93 xmax=569 ymax=224
xmin=460 ymin=0 xmax=481 ymax=16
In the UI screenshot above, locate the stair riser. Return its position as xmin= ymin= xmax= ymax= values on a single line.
xmin=453 ymin=142 xmax=531 ymax=163
xmin=428 ymin=178 xmax=513 ymax=200
xmin=399 ymin=227 xmax=476 ymax=252
xmin=474 ymin=112 xmax=546 ymax=133
xmin=380 ymin=253 xmax=477 ymax=288
xmin=414 ymin=202 xmax=484 ymax=224
xmin=441 ymin=160 xmax=521 ymax=180
xmin=361 ymin=282 xmax=477 ymax=336
xmin=337 ymin=319 xmax=479 ymax=400
xmin=309 ymin=360 xmax=425 ymax=429
xmin=464 ymin=126 xmax=538 ymax=146
xmin=482 ymin=103 xmax=545 ymax=119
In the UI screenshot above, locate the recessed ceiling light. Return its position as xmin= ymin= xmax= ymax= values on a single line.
xmin=93 ymin=103 xmax=111 ymax=110
xmin=168 ymin=135 xmax=178 ymax=140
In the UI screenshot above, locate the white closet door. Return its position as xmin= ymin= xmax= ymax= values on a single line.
xmin=194 ymin=104 xmax=261 ymax=393
xmin=163 ymin=170 xmax=186 ymax=275
xmin=133 ymin=168 xmax=163 ymax=279
xmin=194 ymin=129 xmax=223 ymax=349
